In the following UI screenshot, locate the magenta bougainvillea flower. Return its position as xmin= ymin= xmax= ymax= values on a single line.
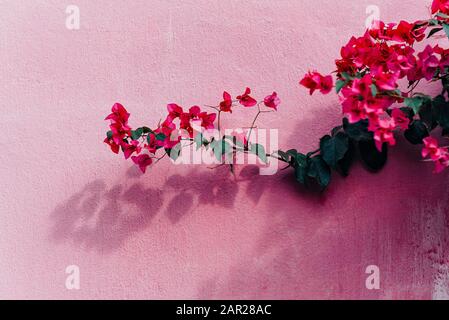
xmin=391 ymin=109 xmax=410 ymax=131
xmin=105 ymin=102 xmax=130 ymax=125
xmin=123 ymin=140 xmax=141 ymax=160
xmin=219 ymin=91 xmax=233 ymax=112
xmin=105 ymin=103 xmax=132 ymax=145
xmin=236 ymin=87 xmax=257 ymax=107
xmin=104 ymin=137 xmax=120 ymax=154
xmin=263 ymin=92 xmax=280 ymax=110
xmin=131 ymin=154 xmax=153 ymax=173
xmin=371 ymin=118 xmax=397 ymax=151
xmin=417 ymin=45 xmax=440 ymax=81
xmin=432 ymin=0 xmax=449 ymax=14
xmin=422 ymin=137 xmax=449 ymax=173
xmin=299 ymin=71 xmax=333 ymax=95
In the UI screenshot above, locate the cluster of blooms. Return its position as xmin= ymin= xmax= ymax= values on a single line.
xmin=299 ymin=0 xmax=449 ymax=173
xmin=105 ymin=0 xmax=449 ymax=178
xmin=422 ymin=137 xmax=449 ymax=173
xmin=104 ymin=89 xmax=280 ymax=173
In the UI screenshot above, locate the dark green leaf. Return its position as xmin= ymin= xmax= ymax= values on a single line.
xmin=433 ymin=95 xmax=449 ymax=129
xmin=443 ymin=23 xmax=449 ymax=39
xmin=211 ymin=139 xmax=232 ymax=161
xmin=249 ymin=143 xmax=268 ymax=163
xmin=286 ymin=149 xmax=299 ymax=157
xmin=141 ymin=127 xmax=153 ymax=134
xmin=106 ymin=130 xmax=113 ymax=140
xmin=167 ymin=143 xmax=182 ymax=161
xmin=307 ymin=156 xmax=331 ymax=189
xmin=404 ymin=96 xmax=430 ymax=114
xmin=418 ymin=99 xmax=437 ymax=130
xmin=155 ymin=133 xmax=166 ymax=141
xmin=320 ymin=132 xmax=349 ymax=169
xmin=404 ymin=120 xmax=429 ymax=145
xmin=336 ymin=139 xmax=354 ymax=176
xmin=343 ymin=118 xmax=373 ymax=141
xmin=443 ymin=128 xmax=449 ymax=137
xmin=275 ymin=150 xmax=290 ymax=162
xmin=428 ymin=19 xmax=440 ymax=26
xmin=293 ymin=153 xmax=308 ymax=185
xmin=336 ymin=80 xmax=347 ymax=94
xmin=428 ymin=27 xmax=443 ymax=38
xmin=358 ymin=139 xmax=388 ymax=172
xmin=131 ymin=127 xmax=144 ymax=140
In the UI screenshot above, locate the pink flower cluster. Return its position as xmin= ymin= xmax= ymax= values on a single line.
xmin=432 ymin=0 xmax=449 ymax=15
xmin=422 ymin=137 xmax=449 ymax=173
xmin=299 ymin=72 xmax=333 ymax=95
xmin=105 ymin=89 xmax=280 ymax=173
xmin=298 ymin=0 xmax=449 ymax=173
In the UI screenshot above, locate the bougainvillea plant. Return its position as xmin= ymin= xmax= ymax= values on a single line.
xmin=105 ymin=0 xmax=449 ymax=190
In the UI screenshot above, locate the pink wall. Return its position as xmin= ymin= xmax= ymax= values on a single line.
xmin=1 ymin=0 xmax=449 ymax=299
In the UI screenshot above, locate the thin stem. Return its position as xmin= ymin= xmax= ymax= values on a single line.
xmin=407 ymin=80 xmax=421 ymax=94
xmin=217 ymin=110 xmax=222 ymax=132
xmin=246 ymin=105 xmax=262 ymax=147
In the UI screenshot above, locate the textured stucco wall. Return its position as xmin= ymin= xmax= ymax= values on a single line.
xmin=1 ymin=0 xmax=449 ymax=299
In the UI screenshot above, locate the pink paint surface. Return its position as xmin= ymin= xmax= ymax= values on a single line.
xmin=1 ymin=0 xmax=449 ymax=299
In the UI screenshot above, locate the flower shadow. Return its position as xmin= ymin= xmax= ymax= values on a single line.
xmin=49 ymin=179 xmax=163 ymax=253
xmin=49 ymin=165 xmax=247 ymax=252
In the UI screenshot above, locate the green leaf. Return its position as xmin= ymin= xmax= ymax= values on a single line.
xmin=106 ymin=130 xmax=113 ymax=140
xmin=443 ymin=128 xmax=449 ymax=137
xmin=404 ymin=120 xmax=429 ymax=145
xmin=371 ymin=84 xmax=378 ymax=97
xmin=358 ymin=139 xmax=388 ymax=172
xmin=307 ymin=156 xmax=331 ymax=189
xmin=341 ymin=72 xmax=353 ymax=81
xmin=141 ymin=127 xmax=153 ymax=134
xmin=336 ymin=140 xmax=354 ymax=177
xmin=249 ymin=143 xmax=268 ymax=164
xmin=433 ymin=95 xmax=449 ymax=129
xmin=130 ymin=127 xmax=144 ymax=140
xmin=343 ymin=118 xmax=373 ymax=141
xmin=286 ymin=149 xmax=299 ymax=158
xmin=167 ymin=143 xmax=182 ymax=161
xmin=404 ymin=96 xmax=429 ymax=114
xmin=155 ymin=133 xmax=166 ymax=141
xmin=428 ymin=19 xmax=440 ymax=26
xmin=275 ymin=150 xmax=290 ymax=162
xmin=419 ymin=99 xmax=438 ymax=130
xmin=194 ymin=133 xmax=204 ymax=150
xmin=223 ymin=135 xmax=245 ymax=149
xmin=438 ymin=13 xmax=449 ymax=19
xmin=211 ymin=139 xmax=232 ymax=161
xmin=293 ymin=153 xmax=308 ymax=185
xmin=320 ymin=132 xmax=349 ymax=169
xmin=443 ymin=23 xmax=449 ymax=39
xmin=428 ymin=27 xmax=443 ymax=38
xmin=335 ymin=80 xmax=347 ymax=94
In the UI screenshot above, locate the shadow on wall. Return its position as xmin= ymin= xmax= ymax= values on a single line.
xmin=194 ymin=116 xmax=449 ymax=299
xmin=50 ymin=180 xmax=163 ymax=253
xmin=50 ymin=106 xmax=449 ymax=298
xmin=49 ymin=102 xmax=341 ymax=255
xmin=49 ymin=166 xmax=242 ymax=253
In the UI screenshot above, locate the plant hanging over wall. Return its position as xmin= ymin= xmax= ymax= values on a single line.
xmin=104 ymin=0 xmax=449 ymax=190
